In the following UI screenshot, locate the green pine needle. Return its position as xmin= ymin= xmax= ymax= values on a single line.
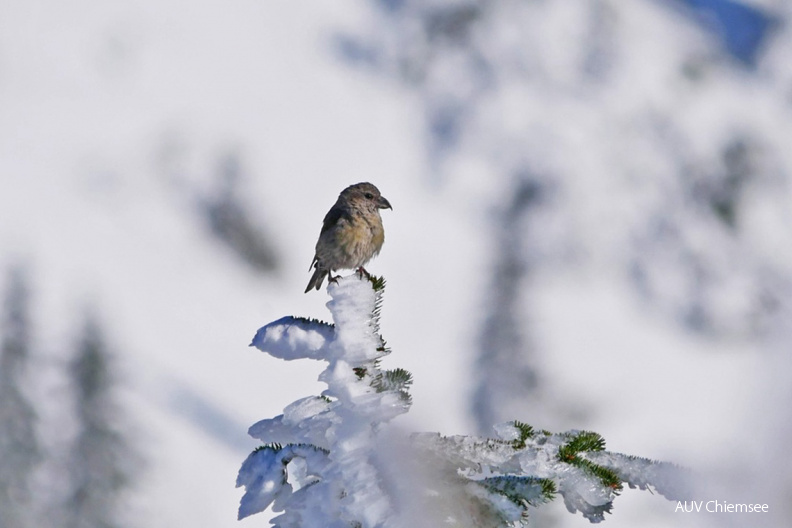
xmin=253 ymin=442 xmax=283 ymax=453
xmin=364 ymin=274 xmax=386 ymax=336
xmin=557 ymin=431 xmax=605 ymax=460
xmin=372 ymin=368 xmax=413 ymax=392
xmin=291 ymin=316 xmax=334 ymax=328
xmin=376 ymin=337 xmax=391 ymax=356
xmin=568 ymin=431 xmax=606 ymax=453
xmin=371 ymin=368 xmax=413 ymax=405
xmin=367 ymin=274 xmax=386 ymax=292
xmin=480 ymin=476 xmax=557 ymax=509
xmin=511 ymin=421 xmax=536 ymax=449
xmin=557 ymin=431 xmax=621 ymax=491
xmin=579 ymin=460 xmax=622 ymax=491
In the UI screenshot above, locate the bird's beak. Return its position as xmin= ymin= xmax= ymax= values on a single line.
xmin=378 ymin=196 xmax=393 ymax=210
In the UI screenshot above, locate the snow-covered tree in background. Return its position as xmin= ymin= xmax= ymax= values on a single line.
xmin=237 ymin=275 xmax=689 ymax=527
xmin=61 ymin=312 xmax=135 ymax=528
xmin=0 ymin=266 xmax=40 ymax=528
xmin=0 ymin=264 xmax=141 ymax=527
xmin=336 ymin=0 xmax=792 ymax=435
xmin=472 ymin=178 xmax=548 ymax=433
xmin=157 ymin=142 xmax=281 ymax=276
xmin=198 ymin=151 xmax=280 ymax=274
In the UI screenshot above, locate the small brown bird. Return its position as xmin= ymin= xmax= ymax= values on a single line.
xmin=305 ymin=182 xmax=392 ymax=293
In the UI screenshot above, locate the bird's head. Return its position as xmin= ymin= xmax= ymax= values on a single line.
xmin=341 ymin=182 xmax=393 ymax=212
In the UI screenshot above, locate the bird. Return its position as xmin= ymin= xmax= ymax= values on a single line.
xmin=305 ymin=182 xmax=392 ymax=293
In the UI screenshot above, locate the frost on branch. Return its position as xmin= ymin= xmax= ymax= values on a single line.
xmin=412 ymin=422 xmax=691 ymax=525
xmin=238 ymin=274 xmax=410 ymax=526
xmin=237 ymin=274 xmax=689 ymax=527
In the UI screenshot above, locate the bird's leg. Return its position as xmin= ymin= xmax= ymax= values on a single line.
xmin=356 ymin=267 xmax=370 ymax=279
xmin=328 ymin=272 xmax=340 ymax=284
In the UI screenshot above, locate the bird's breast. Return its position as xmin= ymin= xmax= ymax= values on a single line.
xmin=331 ymin=215 xmax=384 ymax=268
xmin=370 ymin=219 xmax=384 ymax=252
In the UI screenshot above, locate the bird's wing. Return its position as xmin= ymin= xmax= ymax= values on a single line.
xmin=320 ymin=205 xmax=352 ymax=236
xmin=308 ymin=205 xmax=352 ymax=271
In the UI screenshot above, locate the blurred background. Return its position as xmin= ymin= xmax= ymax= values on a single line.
xmin=1 ymin=1 xmax=791 ymax=527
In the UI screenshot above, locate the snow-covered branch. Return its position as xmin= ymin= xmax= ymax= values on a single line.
xmin=238 ymin=275 xmax=410 ymax=526
xmin=237 ymin=275 xmax=689 ymax=527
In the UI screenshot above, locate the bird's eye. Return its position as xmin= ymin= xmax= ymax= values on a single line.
xmin=364 ymin=192 xmax=374 ymax=199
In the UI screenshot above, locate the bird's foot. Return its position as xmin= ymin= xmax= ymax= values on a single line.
xmin=328 ymin=273 xmax=340 ymax=284
xmin=356 ymin=267 xmax=371 ymax=279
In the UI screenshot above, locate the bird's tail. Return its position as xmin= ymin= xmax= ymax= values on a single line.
xmin=304 ymin=266 xmax=328 ymax=293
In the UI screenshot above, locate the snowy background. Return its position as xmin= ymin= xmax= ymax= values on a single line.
xmin=1 ymin=1 xmax=790 ymax=527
